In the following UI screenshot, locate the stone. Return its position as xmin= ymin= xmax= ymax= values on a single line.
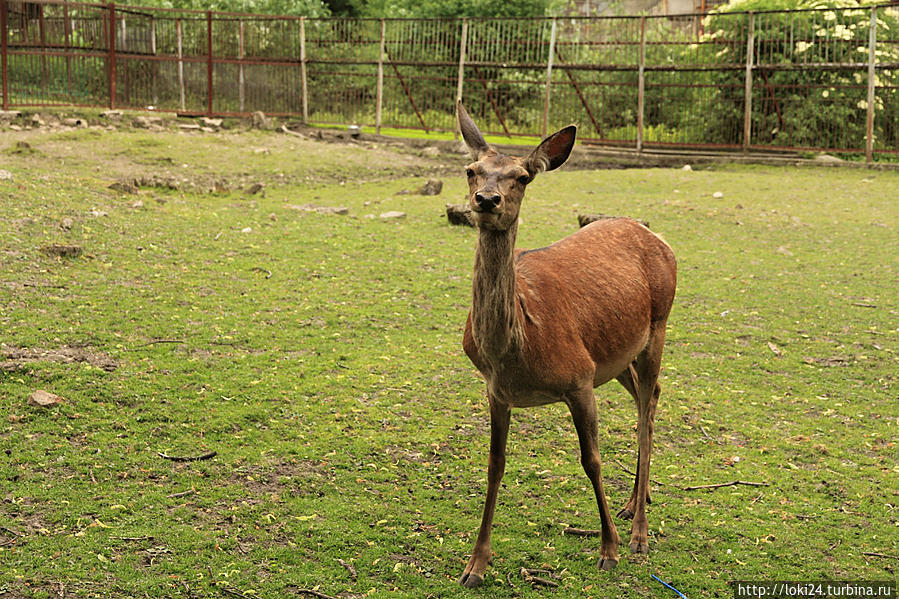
xmin=62 ymin=118 xmax=87 ymax=127
xmin=41 ymin=244 xmax=83 ymax=258
xmin=446 ymin=203 xmax=474 ymax=227
xmin=380 ymin=211 xmax=406 ymax=220
xmin=252 ymin=111 xmax=267 ymax=129
xmin=201 ymin=117 xmax=223 ymax=128
xmin=28 ymin=390 xmax=65 ymax=407
xmin=100 ymin=110 xmax=123 ymax=120
xmin=288 ymin=204 xmax=348 ymax=215
xmin=418 ymin=179 xmax=443 ymax=196
xmin=712 ymin=191 xmax=724 ymax=198
xmin=814 ymin=153 xmax=843 ymax=163
xmin=681 ymin=164 xmax=692 ymax=171
xmin=0 ymin=170 xmax=11 ymax=181
xmin=422 ymin=146 xmax=441 ymax=158
xmin=246 ymin=183 xmax=264 ymax=195
xmin=109 ymin=180 xmax=139 ymax=194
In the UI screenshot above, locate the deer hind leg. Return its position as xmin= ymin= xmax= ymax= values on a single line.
xmin=627 ymin=322 xmax=666 ymax=555
xmin=615 ymin=362 xmax=653 ymax=520
xmin=566 ymin=385 xmax=620 ymax=571
xmin=459 ymin=398 xmax=510 ymax=588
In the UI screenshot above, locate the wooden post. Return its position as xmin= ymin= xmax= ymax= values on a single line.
xmin=542 ymin=18 xmax=557 ymax=138
xmin=176 ymin=18 xmax=185 ymax=111
xmin=300 ymin=17 xmax=307 ymax=123
xmin=64 ymin=0 xmax=72 ymax=96
xmin=206 ymin=10 xmax=213 ymax=116
xmin=742 ymin=12 xmax=754 ymax=154
xmin=1 ymin=0 xmax=8 ymax=110
xmin=637 ymin=16 xmax=646 ymax=152
xmin=865 ymin=6 xmax=877 ymax=163
xmin=376 ymin=19 xmax=385 ymax=134
xmin=238 ymin=19 xmax=245 ymax=113
xmin=108 ymin=2 xmax=116 ymax=109
xmin=455 ymin=19 xmax=468 ymax=139
xmin=150 ymin=17 xmax=157 ymax=106
xmin=39 ymin=2 xmax=46 ymax=95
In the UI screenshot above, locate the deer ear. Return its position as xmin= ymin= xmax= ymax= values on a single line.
xmin=457 ymin=101 xmax=490 ymax=159
xmin=525 ymin=125 xmax=577 ymax=176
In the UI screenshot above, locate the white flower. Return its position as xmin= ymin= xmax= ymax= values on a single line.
xmin=796 ymin=41 xmax=813 ymax=53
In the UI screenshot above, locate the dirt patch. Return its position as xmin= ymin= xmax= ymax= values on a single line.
xmin=230 ymin=458 xmax=333 ymax=497
xmin=1 ymin=344 xmax=118 ymax=372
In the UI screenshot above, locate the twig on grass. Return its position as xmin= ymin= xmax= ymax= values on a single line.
xmin=89 ymin=467 xmax=97 ymax=484
xmin=250 ymin=266 xmax=272 ymax=279
xmin=167 ymin=489 xmax=196 ymax=499
xmin=214 ymin=231 xmax=223 ymax=241
xmin=520 ymin=568 xmax=559 ymax=588
xmin=157 ymin=450 xmax=217 ymax=462
xmin=291 ymin=590 xmax=338 ymax=599
xmin=563 ymin=527 xmax=602 ymax=537
xmin=111 ymin=536 xmax=154 ymax=541
xmin=862 ymin=551 xmax=898 ymax=560
xmin=127 ymin=339 xmax=186 ymax=351
xmin=614 ymin=459 xmax=676 ymax=488
xmin=336 ymin=558 xmax=357 ymax=581
xmin=683 ymin=480 xmax=769 ymax=491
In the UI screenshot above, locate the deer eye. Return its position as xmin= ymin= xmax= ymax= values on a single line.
xmin=466 ymin=168 xmax=475 ymax=179
xmin=517 ymin=175 xmax=530 ymax=185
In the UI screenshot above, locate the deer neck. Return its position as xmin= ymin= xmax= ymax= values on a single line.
xmin=471 ymin=223 xmax=524 ymax=361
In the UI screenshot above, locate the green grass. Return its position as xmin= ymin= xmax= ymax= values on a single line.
xmin=0 ymin=127 xmax=896 ymax=599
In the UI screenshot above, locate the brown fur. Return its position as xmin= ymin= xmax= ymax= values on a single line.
xmin=456 ymin=101 xmax=677 ymax=588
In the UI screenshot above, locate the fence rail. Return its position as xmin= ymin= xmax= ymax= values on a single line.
xmin=2 ymin=0 xmax=898 ymax=158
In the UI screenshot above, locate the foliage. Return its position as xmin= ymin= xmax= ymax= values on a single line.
xmin=0 ymin=123 xmax=897 ymax=597
xmin=700 ymin=0 xmax=899 ymax=148
xmin=353 ymin=0 xmax=552 ymax=18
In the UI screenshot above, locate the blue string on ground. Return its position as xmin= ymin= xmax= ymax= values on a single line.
xmin=651 ymin=573 xmax=689 ymax=599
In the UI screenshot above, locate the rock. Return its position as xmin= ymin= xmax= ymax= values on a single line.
xmin=380 ymin=211 xmax=406 ymax=220
xmin=42 ymin=244 xmax=83 ymax=258
xmin=100 ymin=109 xmax=123 ymax=120
xmin=62 ymin=118 xmax=87 ymax=127
xmin=814 ymin=153 xmax=843 ymax=163
xmin=288 ymin=204 xmax=348 ymax=215
xmin=0 ymin=169 xmax=11 ymax=181
xmin=133 ymin=115 xmax=163 ymax=128
xmin=179 ymin=123 xmax=201 ymax=131
xmin=446 ymin=203 xmax=474 ymax=227
xmin=578 ymin=214 xmax=649 ymax=229
xmin=776 ymin=246 xmax=794 ymax=256
xmin=422 ymin=146 xmax=441 ymax=158
xmin=246 ymin=183 xmax=264 ymax=195
xmin=0 ymin=110 xmax=22 ymax=120
xmin=418 ymin=179 xmax=443 ymax=196
xmin=681 ymin=164 xmax=692 ymax=171
xmin=109 ymin=180 xmax=139 ymax=194
xmin=60 ymin=217 xmax=74 ymax=230
xmin=347 ymin=125 xmax=361 ymax=138
xmin=712 ymin=191 xmax=724 ymax=198
xmin=28 ymin=390 xmax=65 ymax=407
xmin=241 ymin=227 xmax=252 ymax=233
xmin=201 ymin=117 xmax=223 ymax=128
xmin=31 ymin=114 xmax=45 ymax=127
xmin=131 ymin=200 xmax=144 ymax=209
xmin=252 ymin=111 xmax=267 ymax=129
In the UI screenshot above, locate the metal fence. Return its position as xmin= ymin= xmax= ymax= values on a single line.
xmin=2 ymin=0 xmax=898 ymax=158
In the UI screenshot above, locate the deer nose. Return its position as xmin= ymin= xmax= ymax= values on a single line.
xmin=474 ymin=192 xmax=501 ymax=211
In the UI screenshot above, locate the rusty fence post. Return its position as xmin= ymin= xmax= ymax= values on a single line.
xmin=238 ymin=19 xmax=244 ymax=113
xmin=108 ymin=2 xmax=116 ymax=109
xmin=454 ymin=18 xmax=467 ymax=139
xmin=176 ymin=18 xmax=185 ymax=111
xmin=742 ymin=11 xmax=754 ymax=154
xmin=376 ymin=18 xmax=384 ymax=134
xmin=206 ymin=10 xmax=213 ymax=116
xmin=300 ymin=16 xmax=307 ymax=123
xmin=1 ymin=0 xmax=8 ymax=110
xmin=542 ymin=17 xmax=557 ymax=138
xmin=865 ymin=6 xmax=877 ymax=164
xmin=637 ymin=16 xmax=646 ymax=152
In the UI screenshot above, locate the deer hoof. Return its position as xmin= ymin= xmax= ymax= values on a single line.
xmin=597 ymin=556 xmax=619 ymax=571
xmin=459 ymin=572 xmax=484 ymax=588
xmin=616 ymin=507 xmax=635 ymax=520
xmin=629 ymin=540 xmax=649 ymax=554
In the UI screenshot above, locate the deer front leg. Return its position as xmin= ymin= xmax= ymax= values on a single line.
xmin=459 ymin=398 xmax=510 ymax=589
xmin=566 ymin=386 xmax=620 ymax=571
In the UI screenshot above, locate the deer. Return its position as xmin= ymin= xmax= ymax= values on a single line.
xmin=455 ymin=101 xmax=677 ymax=588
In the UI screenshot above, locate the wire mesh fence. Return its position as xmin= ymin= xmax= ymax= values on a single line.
xmin=2 ymin=0 xmax=897 ymax=158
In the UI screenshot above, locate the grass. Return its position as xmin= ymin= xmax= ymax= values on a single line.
xmin=0 ymin=125 xmax=896 ymax=599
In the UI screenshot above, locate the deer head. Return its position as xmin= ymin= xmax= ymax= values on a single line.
xmin=457 ymin=100 xmax=577 ymax=232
